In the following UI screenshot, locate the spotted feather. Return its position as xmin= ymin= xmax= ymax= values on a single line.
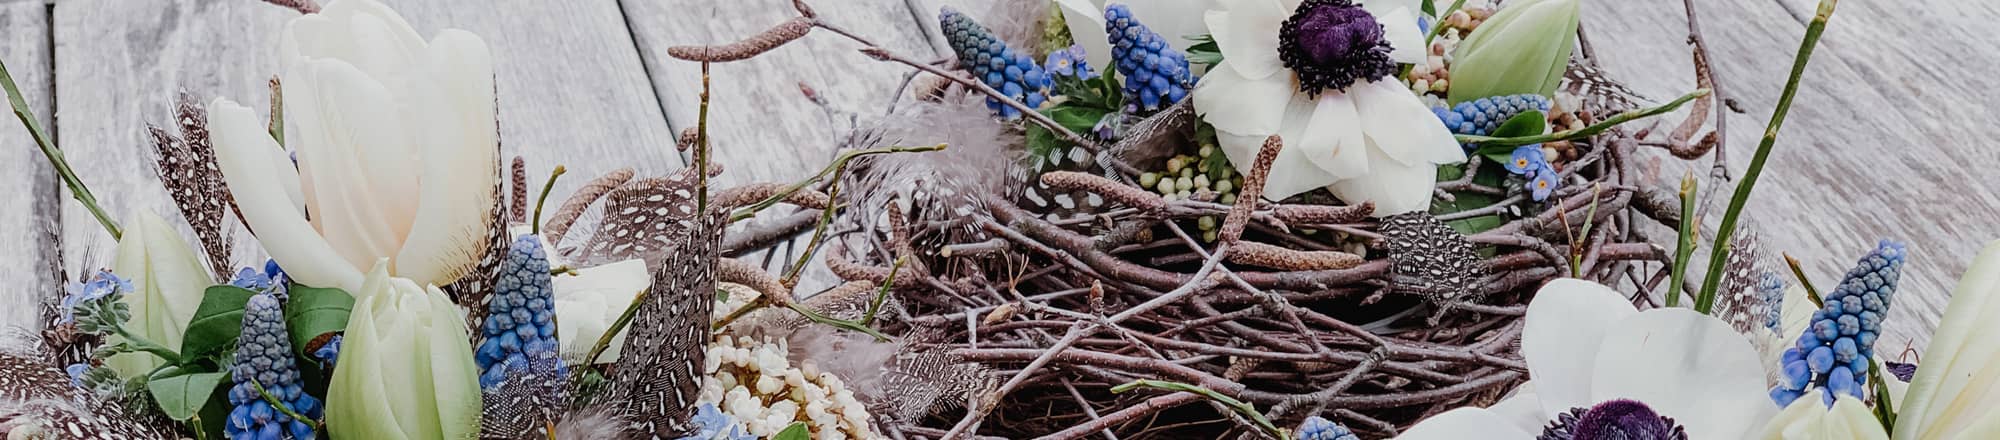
xmin=148 ymin=92 xmax=234 ymax=280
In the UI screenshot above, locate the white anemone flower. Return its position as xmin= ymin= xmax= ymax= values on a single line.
xmin=1762 ymin=239 xmax=2000 ymax=440
xmin=1193 ymin=0 xmax=1462 ymax=215
xmin=1398 ymin=279 xmax=1777 ymax=439
xmin=210 ymin=0 xmax=498 ymax=294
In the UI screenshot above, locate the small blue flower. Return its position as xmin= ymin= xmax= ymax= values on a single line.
xmin=1297 ymin=416 xmax=1359 ymax=440
xmin=1528 ymin=163 xmax=1559 ymax=201
xmin=1044 ymin=44 xmax=1097 ymax=80
xmin=313 ymin=335 xmax=342 ymax=366
xmin=65 ymin=363 xmax=90 ymax=388
xmin=60 ymin=270 xmax=131 ymax=324
xmin=675 ymin=403 xmax=755 ymax=440
xmin=1505 ymin=145 xmax=1546 ymax=175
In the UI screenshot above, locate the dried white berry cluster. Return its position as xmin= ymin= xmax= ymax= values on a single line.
xmin=700 ymin=335 xmax=879 ymax=439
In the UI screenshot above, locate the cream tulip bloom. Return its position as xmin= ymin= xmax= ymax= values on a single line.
xmin=326 ymin=260 xmax=482 ymax=440
xmin=105 ymin=211 xmax=214 ymax=377
xmin=1398 ymin=279 xmax=1776 ymax=439
xmin=1191 ymin=0 xmax=1461 ymax=215
xmin=210 ymin=0 xmax=498 ymax=293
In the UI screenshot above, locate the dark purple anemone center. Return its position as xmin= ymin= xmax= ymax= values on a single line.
xmin=1538 ymin=400 xmax=1689 ymax=440
xmin=1277 ymin=0 xmax=1397 ymax=95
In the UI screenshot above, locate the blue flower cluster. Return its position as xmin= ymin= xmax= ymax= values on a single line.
xmin=230 ymin=260 xmax=289 ymax=295
xmin=1044 ymin=44 xmax=1096 ymax=81
xmin=1504 ymin=145 xmax=1560 ymax=201
xmin=674 ymin=403 xmax=756 ymax=440
xmin=1432 ymin=94 xmax=1553 ymax=136
xmin=312 ymin=335 xmax=342 ymax=366
xmin=1756 ymin=271 xmax=1789 ymax=332
xmin=60 ymin=270 xmax=131 ymax=324
xmin=1771 ymin=240 xmax=1906 ymax=408
xmin=1106 ymin=4 xmax=1194 ymax=112
xmin=475 ymin=235 xmax=565 ymax=388
xmin=1297 ymin=416 xmax=1359 ymax=440
xmin=226 ymin=292 xmax=322 ymax=440
xmin=940 ymin=7 xmax=1053 ymax=119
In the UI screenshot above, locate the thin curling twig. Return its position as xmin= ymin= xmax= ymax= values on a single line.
xmin=667 ymin=17 xmax=817 ymax=63
xmin=531 ymin=165 xmax=565 ymax=235
xmin=675 ymin=127 xmax=700 ymax=152
xmin=1223 ymin=135 xmax=1283 ymax=244
xmin=1696 ymin=0 xmax=1838 ymax=313
xmin=543 ymin=168 xmax=633 ymax=244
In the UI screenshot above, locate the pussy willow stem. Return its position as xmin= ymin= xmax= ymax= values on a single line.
xmin=531 ymin=165 xmax=565 ymax=234
xmin=1457 ymin=89 xmax=1708 ymax=148
xmin=1111 ymin=379 xmax=1288 ymax=440
xmin=1667 ymin=172 xmax=1697 ymax=307
xmin=1696 ymin=0 xmax=1838 ymax=314
xmin=0 ymin=58 xmax=123 ymax=239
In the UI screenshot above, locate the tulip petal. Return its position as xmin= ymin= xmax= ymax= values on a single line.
xmin=1353 ymin=79 xmax=1465 ymax=167
xmin=392 ymin=30 xmax=500 ymax=287
xmin=286 ymin=58 xmax=423 ymax=277
xmin=1324 ymin=141 xmax=1438 ymax=216
xmin=1193 ymin=62 xmax=1294 ymax=136
xmin=280 ymin=0 xmax=426 ymax=84
xmin=1395 ymin=407 xmax=1534 ymax=440
xmin=1298 ymin=91 xmax=1368 ymax=179
xmin=1896 ymin=239 xmax=2000 ymax=440
xmin=1204 ymin=0 xmax=1287 ymax=80
xmin=1518 ymin=279 xmax=1635 ymax=418
xmin=1762 ymin=390 xmax=1889 ymax=440
xmin=106 ymin=211 xmax=213 ymax=377
xmin=328 ymin=261 xmax=480 ymax=439
xmin=210 ymin=98 xmax=362 ymax=291
xmin=552 ymin=259 xmax=650 ymax=364
xmin=1588 ymin=308 xmax=1775 ymax=439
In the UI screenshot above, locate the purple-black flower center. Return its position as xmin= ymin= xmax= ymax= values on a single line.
xmin=1278 ymin=0 xmax=1397 ymax=95
xmin=1537 ymin=400 xmax=1689 ymax=440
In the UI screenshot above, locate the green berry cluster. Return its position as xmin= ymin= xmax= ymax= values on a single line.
xmin=1138 ymin=141 xmax=1243 ymax=242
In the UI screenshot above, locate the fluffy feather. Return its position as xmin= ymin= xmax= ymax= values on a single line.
xmin=840 ymin=98 xmax=1024 ymax=262
xmin=0 ymin=331 xmax=172 ymax=439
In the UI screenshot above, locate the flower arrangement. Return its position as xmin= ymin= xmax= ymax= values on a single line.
xmin=0 ymin=0 xmax=1993 ymax=439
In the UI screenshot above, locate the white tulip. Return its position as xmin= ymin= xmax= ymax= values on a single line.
xmin=106 ymin=211 xmax=214 ymax=377
xmin=210 ymin=0 xmax=498 ymax=294
xmin=326 ymin=260 xmax=482 ymax=440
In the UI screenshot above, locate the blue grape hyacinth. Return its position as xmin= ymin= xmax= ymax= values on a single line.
xmin=226 ymin=292 xmax=322 ymax=440
xmin=1297 ymin=416 xmax=1359 ymax=440
xmin=940 ymin=7 xmax=1053 ymax=119
xmin=475 ymin=234 xmax=564 ymax=389
xmin=1106 ymin=4 xmax=1194 ymax=112
xmin=1435 ymin=94 xmax=1553 ymax=136
xmin=1770 ymin=240 xmax=1905 ymax=408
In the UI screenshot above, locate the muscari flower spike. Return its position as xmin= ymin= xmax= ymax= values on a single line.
xmin=1436 ymin=94 xmax=1554 ymax=136
xmin=226 ymin=292 xmax=323 ymax=440
xmin=1770 ymin=240 xmax=1905 ymax=408
xmin=1044 ymin=43 xmax=1097 ymax=81
xmin=475 ymin=234 xmax=564 ymax=388
xmin=1106 ymin=4 xmax=1194 ymax=112
xmin=1298 ymin=416 xmax=1359 ymax=440
xmin=941 ymin=6 xmax=1053 ymax=119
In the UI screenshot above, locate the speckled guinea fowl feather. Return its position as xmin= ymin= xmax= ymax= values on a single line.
xmin=1380 ymin=212 xmax=1487 ymax=305
xmin=445 ymin=145 xmax=510 ymax=332
xmin=1561 ymin=59 xmax=1651 ymax=121
xmin=149 ymin=91 xmax=234 ymax=280
xmin=0 ymin=333 xmax=172 ymax=439
xmin=1713 ymin=228 xmax=1772 ymax=335
xmin=478 ymin=349 xmax=572 ymax=440
xmin=594 ymin=167 xmax=724 ymax=439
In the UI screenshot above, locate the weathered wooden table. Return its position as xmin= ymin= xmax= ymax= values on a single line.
xmin=1 ymin=0 xmax=1987 ymax=356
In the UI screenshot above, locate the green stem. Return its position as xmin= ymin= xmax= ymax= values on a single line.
xmin=725 ymin=143 xmax=947 ymax=223
xmin=252 ymin=379 xmax=322 ymax=432
xmin=0 ymin=58 xmax=123 ymax=239
xmin=1457 ymin=89 xmax=1709 ymax=148
xmin=1869 ymin=359 xmax=1896 ymax=431
xmin=579 ymin=286 xmax=647 ymax=367
xmin=1111 ymin=379 xmax=1288 ymax=440
xmin=1783 ymin=253 xmax=1825 ymax=307
xmin=113 ymin=327 xmax=182 ymax=365
xmin=1425 ymin=0 xmax=1471 ymax=43
xmin=859 ymin=256 xmax=905 ymax=326
xmin=1667 ymin=172 xmax=1698 ymax=308
xmin=531 ymin=165 xmax=566 ymax=234
xmin=1695 ymin=0 xmax=1838 ymax=314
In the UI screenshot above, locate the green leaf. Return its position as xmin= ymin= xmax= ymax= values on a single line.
xmin=179 ymin=286 xmax=259 ymax=360
xmin=147 ymin=367 xmax=227 ymax=421
xmin=1047 ymin=106 xmax=1109 ymax=134
xmin=283 ymin=285 xmax=354 ymax=356
xmin=772 ymin=422 xmax=811 ymax=440
xmin=1423 ymin=0 xmax=1438 ymax=17
xmin=1489 ymin=110 xmax=1546 ymax=139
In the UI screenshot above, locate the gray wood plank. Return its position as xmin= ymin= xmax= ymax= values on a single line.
xmin=0 ymin=1 xmax=57 ymax=331
xmin=51 ymin=0 xmax=676 ymax=296
xmin=1586 ymin=0 xmax=2000 ymax=350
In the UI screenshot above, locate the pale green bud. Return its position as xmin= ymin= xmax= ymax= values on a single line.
xmin=1448 ymin=0 xmax=1581 ymax=104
